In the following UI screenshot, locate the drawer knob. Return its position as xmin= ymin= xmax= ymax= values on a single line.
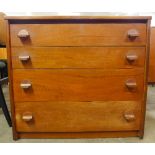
xmin=19 ymin=55 xmax=30 ymax=61
xmin=17 ymin=29 xmax=29 ymax=38
xmin=124 ymin=113 xmax=135 ymax=122
xmin=126 ymin=54 xmax=138 ymax=61
xmin=22 ymin=112 xmax=33 ymax=122
xmin=20 ymin=82 xmax=32 ymax=89
xmin=128 ymin=29 xmax=139 ymax=38
xmin=125 ymin=79 xmax=137 ymax=89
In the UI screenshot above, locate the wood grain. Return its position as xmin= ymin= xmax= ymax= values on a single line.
xmin=6 ymin=20 xmax=19 ymax=140
xmin=5 ymin=15 xmax=152 ymax=20
xmin=10 ymin=24 xmax=146 ymax=46
xmin=18 ymin=131 xmax=139 ymax=139
xmin=0 ymin=12 xmax=6 ymax=45
xmin=138 ymin=19 xmax=151 ymax=139
xmin=148 ymin=27 xmax=155 ymax=83
xmin=11 ymin=47 xmax=146 ymax=69
xmin=5 ymin=16 xmax=150 ymax=140
xmin=0 ymin=48 xmax=7 ymax=59
xmin=13 ymin=69 xmax=144 ymax=102
xmin=15 ymin=101 xmax=141 ymax=132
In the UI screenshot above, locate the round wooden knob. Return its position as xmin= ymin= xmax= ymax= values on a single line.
xmin=22 ymin=112 xmax=33 ymax=122
xmin=17 ymin=29 xmax=29 ymax=38
xmin=124 ymin=112 xmax=135 ymax=122
xmin=125 ymin=79 xmax=137 ymax=89
xmin=128 ymin=29 xmax=139 ymax=38
xmin=126 ymin=54 xmax=138 ymax=61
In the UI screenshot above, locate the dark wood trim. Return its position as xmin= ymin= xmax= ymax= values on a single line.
xmin=6 ymin=20 xmax=19 ymax=140
xmin=139 ymin=19 xmax=151 ymax=138
xmin=9 ymin=20 xmax=150 ymax=25
xmin=18 ymin=131 xmax=139 ymax=139
xmin=148 ymin=82 xmax=155 ymax=85
xmin=148 ymin=27 xmax=155 ymax=83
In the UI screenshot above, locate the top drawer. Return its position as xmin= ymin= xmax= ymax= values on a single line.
xmin=10 ymin=23 xmax=147 ymax=46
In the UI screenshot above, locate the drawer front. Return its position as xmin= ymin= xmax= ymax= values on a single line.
xmin=13 ymin=69 xmax=144 ymax=102
xmin=12 ymin=47 xmax=145 ymax=69
xmin=15 ymin=101 xmax=141 ymax=132
xmin=10 ymin=24 xmax=146 ymax=46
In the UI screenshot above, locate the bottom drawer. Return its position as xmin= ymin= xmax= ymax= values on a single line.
xmin=15 ymin=101 xmax=141 ymax=132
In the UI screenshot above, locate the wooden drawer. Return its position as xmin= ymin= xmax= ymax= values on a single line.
xmin=13 ymin=69 xmax=144 ymax=102
xmin=15 ymin=101 xmax=141 ymax=132
xmin=10 ymin=23 xmax=146 ymax=46
xmin=11 ymin=47 xmax=145 ymax=69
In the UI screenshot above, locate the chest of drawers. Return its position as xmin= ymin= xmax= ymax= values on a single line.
xmin=5 ymin=16 xmax=151 ymax=140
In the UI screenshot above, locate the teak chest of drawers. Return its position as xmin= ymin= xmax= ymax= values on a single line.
xmin=5 ymin=16 xmax=151 ymax=140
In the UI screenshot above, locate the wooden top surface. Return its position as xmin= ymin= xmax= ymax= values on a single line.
xmin=5 ymin=15 xmax=152 ymax=20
